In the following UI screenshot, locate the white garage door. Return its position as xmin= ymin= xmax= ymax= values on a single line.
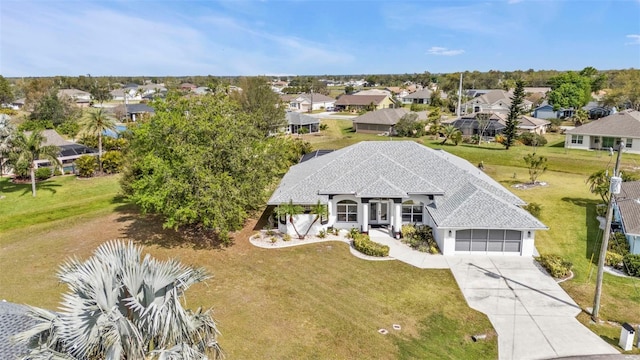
xmin=455 ymin=229 xmax=522 ymax=253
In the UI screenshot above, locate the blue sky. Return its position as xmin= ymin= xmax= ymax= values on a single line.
xmin=1 ymin=0 xmax=639 ymax=77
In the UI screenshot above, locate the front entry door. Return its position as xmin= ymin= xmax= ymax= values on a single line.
xmin=369 ymin=200 xmax=389 ymax=225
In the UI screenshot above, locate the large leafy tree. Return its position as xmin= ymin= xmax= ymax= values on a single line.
xmin=503 ymin=79 xmax=525 ymax=149
xmin=28 ymin=91 xmax=81 ymax=128
xmin=79 ymin=108 xmax=117 ymax=173
xmin=547 ymin=70 xmax=593 ymax=111
xmin=230 ymin=77 xmax=286 ymax=136
xmin=8 ymin=130 xmax=61 ymax=196
xmin=395 ymin=112 xmax=423 ymax=137
xmin=15 ymin=240 xmax=222 ymax=360
xmin=122 ymin=92 xmax=304 ymax=243
xmin=0 ymin=75 xmax=14 ymax=105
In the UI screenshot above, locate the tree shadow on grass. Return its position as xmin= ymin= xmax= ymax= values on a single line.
xmin=113 ymin=203 xmax=230 ymax=251
xmin=561 ymin=197 xmax=603 ymax=262
xmin=0 ymin=178 xmax=62 ymax=196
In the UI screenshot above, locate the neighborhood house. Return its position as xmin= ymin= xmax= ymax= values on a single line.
xmin=268 ymin=141 xmax=547 ymax=256
xmin=564 ymin=110 xmax=640 ymax=154
xmin=614 ymin=181 xmax=640 ymax=254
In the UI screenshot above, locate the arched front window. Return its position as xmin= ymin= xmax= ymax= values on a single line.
xmin=337 ymin=200 xmax=358 ymax=222
xmin=402 ymin=200 xmax=423 ymax=223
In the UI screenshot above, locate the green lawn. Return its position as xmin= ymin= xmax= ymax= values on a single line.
xmin=0 ymin=175 xmax=497 ymax=359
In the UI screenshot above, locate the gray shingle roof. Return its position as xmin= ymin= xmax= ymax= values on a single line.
xmin=25 ymin=129 xmax=72 ymax=147
xmin=615 ymin=181 xmax=640 ymax=235
xmin=0 ymin=301 xmax=38 ymax=359
xmin=126 ymin=104 xmax=155 ymax=114
xmin=286 ymin=112 xmax=318 ymax=126
xmin=403 ymin=88 xmax=433 ymax=99
xmin=268 ymin=141 xmax=546 ymax=230
xmin=566 ymin=110 xmax=640 ymax=138
xmin=352 ymin=108 xmax=409 ymax=125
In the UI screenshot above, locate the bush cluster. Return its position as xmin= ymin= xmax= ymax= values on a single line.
xmin=518 ymin=132 xmax=548 ymax=146
xmin=608 ymin=232 xmax=630 ymax=257
xmin=622 ymin=254 xmax=640 ymax=277
xmin=352 ymin=233 xmax=389 ymax=257
xmin=35 ymin=167 xmax=52 ymax=181
xmin=523 ymin=203 xmax=542 ymax=219
xmin=605 ymin=251 xmax=623 ymax=267
xmin=401 ymin=224 xmax=439 ymax=254
xmin=101 ymin=150 xmax=123 ymax=174
xmin=75 ymin=155 xmax=97 ymax=178
xmin=536 ymin=254 xmax=573 ymax=278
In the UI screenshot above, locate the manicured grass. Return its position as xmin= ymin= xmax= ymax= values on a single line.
xmin=0 ymin=175 xmax=123 ymax=233
xmin=0 ymin=176 xmax=497 ymax=359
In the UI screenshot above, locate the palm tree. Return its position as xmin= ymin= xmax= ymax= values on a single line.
xmin=14 ymin=240 xmax=222 ymax=359
xmin=302 ymin=200 xmax=329 ymax=238
xmin=80 ymin=108 xmax=116 ymax=173
xmin=0 ymin=115 xmax=14 ymax=177
xmin=440 ymin=125 xmax=462 ymax=145
xmin=586 ymin=169 xmax=610 ymax=204
xmin=275 ymin=200 xmax=304 ymax=239
xmin=8 ymin=130 xmax=61 ymax=197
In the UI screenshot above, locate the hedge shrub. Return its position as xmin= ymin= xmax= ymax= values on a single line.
xmin=519 ymin=132 xmax=548 ymax=146
xmin=536 ymin=254 xmax=573 ymax=278
xmin=605 ymin=251 xmax=623 ymax=267
xmin=75 ymin=155 xmax=97 ymax=178
xmin=353 ymin=234 xmax=389 ymax=257
xmin=608 ymin=232 xmax=630 ymax=256
xmin=401 ymin=224 xmax=440 ymax=254
xmin=101 ymin=150 xmax=123 ymax=174
xmin=623 ymin=254 xmax=640 ymax=277
xmin=35 ymin=167 xmax=52 ymax=181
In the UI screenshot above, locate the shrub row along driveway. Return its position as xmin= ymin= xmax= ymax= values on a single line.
xmin=446 ymin=256 xmax=619 ymax=360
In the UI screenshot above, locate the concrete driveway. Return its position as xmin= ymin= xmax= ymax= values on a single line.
xmin=447 ymin=256 xmax=619 ymax=360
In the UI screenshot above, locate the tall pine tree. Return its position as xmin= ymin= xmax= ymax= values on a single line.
xmin=503 ymin=80 xmax=525 ymax=149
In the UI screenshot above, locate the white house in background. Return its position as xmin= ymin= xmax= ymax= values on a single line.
xmin=462 ymin=89 xmax=533 ymax=115
xmin=281 ymin=93 xmax=336 ymax=112
xmin=268 ymin=141 xmax=547 ymax=256
xmin=25 ymin=129 xmax=98 ymax=173
xmin=57 ymin=88 xmax=92 ymax=107
xmin=564 ymin=110 xmax=640 ymax=154
xmin=614 ymin=181 xmax=640 ymax=255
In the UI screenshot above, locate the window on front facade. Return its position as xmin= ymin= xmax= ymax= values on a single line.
xmin=626 ymin=139 xmax=633 ymax=148
xmin=571 ymin=135 xmax=583 ymax=144
xmin=402 ymin=200 xmax=423 ymax=223
xmin=337 ymin=200 xmax=358 ymax=222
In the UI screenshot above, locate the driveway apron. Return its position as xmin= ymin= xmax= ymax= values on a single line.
xmin=446 ymin=256 xmax=619 ymax=360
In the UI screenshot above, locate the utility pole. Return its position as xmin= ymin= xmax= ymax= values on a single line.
xmin=456 ymin=73 xmax=463 ymax=117
xmin=592 ymin=141 xmax=624 ymax=321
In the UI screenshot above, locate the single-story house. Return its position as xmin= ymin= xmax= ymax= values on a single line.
xmin=462 ymin=90 xmax=532 ymax=115
xmin=403 ymin=88 xmax=434 ymax=105
xmin=281 ymin=93 xmax=336 ymax=112
xmin=352 ymin=108 xmax=426 ymax=134
xmin=285 ymin=112 xmax=319 ymax=134
xmin=564 ymin=110 xmax=640 ymax=154
xmin=10 ymin=98 xmax=25 ymax=110
xmin=125 ymin=104 xmax=155 ymax=122
xmin=334 ymin=94 xmax=395 ymax=112
xmin=25 ymin=129 xmax=98 ymax=173
xmin=0 ymin=301 xmax=39 ymax=359
xmin=449 ymin=112 xmax=550 ymax=137
xmin=268 ymin=141 xmax=547 ymax=256
xmin=614 ymin=181 xmax=640 ymax=254
xmin=532 ymin=101 xmax=613 ymax=120
xmin=58 ymin=88 xmax=92 ymax=107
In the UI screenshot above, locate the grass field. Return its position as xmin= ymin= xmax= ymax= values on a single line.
xmin=0 ymin=176 xmax=497 ymax=359
xmin=2 ymin=120 xmax=640 ymax=356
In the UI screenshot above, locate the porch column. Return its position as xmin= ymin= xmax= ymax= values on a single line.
xmin=361 ymin=199 xmax=369 ymax=234
xmin=393 ymin=199 xmax=402 ymax=238
xmin=326 ymin=196 xmax=333 ymax=226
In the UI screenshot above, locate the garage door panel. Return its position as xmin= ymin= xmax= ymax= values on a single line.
xmin=455 ymin=229 xmax=522 ymax=253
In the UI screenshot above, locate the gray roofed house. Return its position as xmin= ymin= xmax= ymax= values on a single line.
xmin=564 ymin=110 xmax=640 ymax=154
xmin=449 ymin=112 xmax=551 ymax=138
xmin=334 ymin=94 xmax=394 ymax=112
xmin=352 ymin=108 xmax=427 ymax=134
xmin=285 ymin=111 xmax=319 ymax=134
xmin=268 ymin=141 xmax=546 ymax=256
xmin=462 ymin=90 xmax=533 ymax=115
xmin=0 ymin=301 xmax=38 ymax=359
xmin=22 ymin=129 xmax=98 ymax=173
xmin=125 ymin=103 xmax=155 ymax=122
xmin=403 ymin=88 xmax=434 ymax=104
xmin=614 ymin=181 xmax=640 ymax=254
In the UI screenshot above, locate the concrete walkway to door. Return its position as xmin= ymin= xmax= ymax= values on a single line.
xmin=366 ymin=230 xmax=620 ymax=360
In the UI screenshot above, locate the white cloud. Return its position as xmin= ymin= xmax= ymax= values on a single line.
xmin=427 ymin=47 xmax=465 ymax=56
xmin=626 ymin=34 xmax=640 ymax=45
